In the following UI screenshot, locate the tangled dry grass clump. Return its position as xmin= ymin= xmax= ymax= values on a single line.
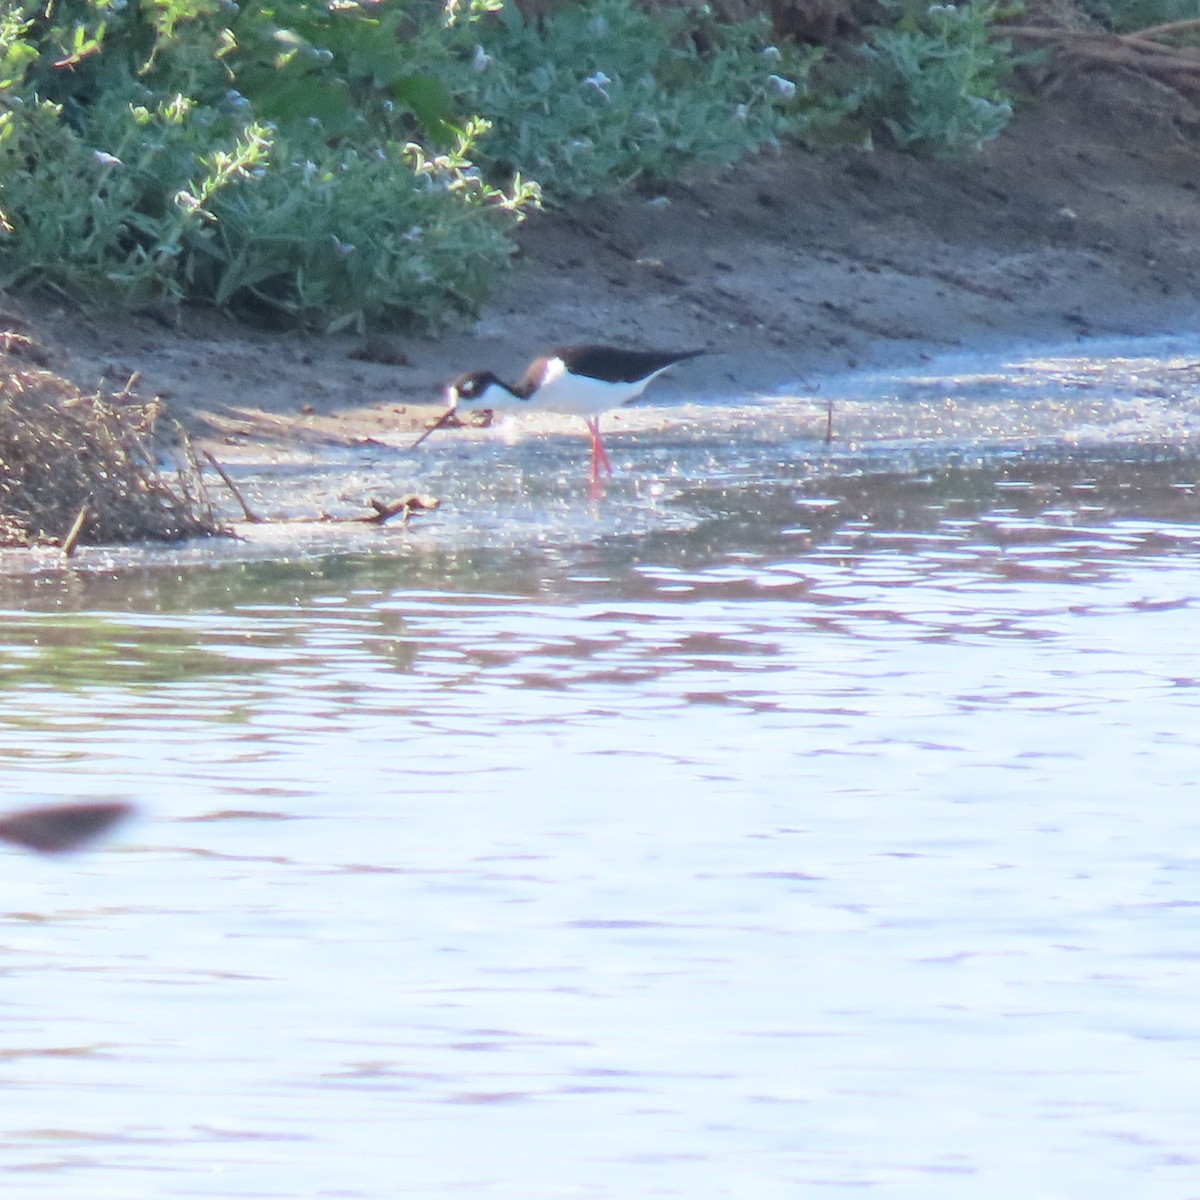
xmin=0 ymin=367 xmax=223 ymax=550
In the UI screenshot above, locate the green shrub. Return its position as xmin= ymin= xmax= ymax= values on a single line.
xmin=444 ymin=0 xmax=827 ymax=201
xmin=846 ymin=0 xmax=1016 ymax=156
xmin=0 ymin=0 xmax=530 ymax=330
xmin=0 ymin=0 xmax=1026 ymax=329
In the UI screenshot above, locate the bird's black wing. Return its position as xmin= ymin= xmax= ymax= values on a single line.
xmin=551 ymin=346 xmax=704 ymax=384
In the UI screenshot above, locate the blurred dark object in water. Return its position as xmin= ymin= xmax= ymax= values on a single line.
xmin=0 ymin=801 xmax=134 ymax=854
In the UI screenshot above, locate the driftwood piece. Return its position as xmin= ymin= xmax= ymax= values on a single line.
xmin=358 ymin=495 xmax=440 ymax=525
xmin=1005 ymin=21 xmax=1200 ymax=94
xmin=200 ymin=449 xmax=438 ymax=529
xmin=273 ymin=494 xmax=439 ymax=526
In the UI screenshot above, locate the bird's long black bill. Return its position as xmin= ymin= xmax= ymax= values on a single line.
xmin=410 ymin=408 xmax=459 ymax=449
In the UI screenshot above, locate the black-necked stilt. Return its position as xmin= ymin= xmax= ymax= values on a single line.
xmin=413 ymin=345 xmax=704 ymax=483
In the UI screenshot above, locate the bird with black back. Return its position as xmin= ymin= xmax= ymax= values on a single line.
xmin=414 ymin=345 xmax=704 ymax=485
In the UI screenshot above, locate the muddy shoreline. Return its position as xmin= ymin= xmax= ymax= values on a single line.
xmin=7 ymin=71 xmax=1200 ymax=456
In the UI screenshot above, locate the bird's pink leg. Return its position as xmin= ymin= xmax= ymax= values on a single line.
xmin=586 ymin=418 xmax=613 ymax=481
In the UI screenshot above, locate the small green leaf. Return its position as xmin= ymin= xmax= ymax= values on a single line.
xmin=390 ymin=73 xmax=456 ymax=144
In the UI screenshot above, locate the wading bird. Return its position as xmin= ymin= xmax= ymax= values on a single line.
xmin=414 ymin=345 xmax=704 ymax=483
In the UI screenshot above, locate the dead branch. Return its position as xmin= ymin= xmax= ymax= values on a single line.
xmin=1134 ymin=17 xmax=1200 ymax=41
xmin=229 ymin=494 xmax=440 ymax=527
xmin=202 ymin=450 xmax=264 ymax=523
xmin=60 ymin=498 xmax=90 ymax=558
xmin=1005 ymin=22 xmax=1200 ymax=91
xmin=358 ymin=495 xmax=440 ymax=525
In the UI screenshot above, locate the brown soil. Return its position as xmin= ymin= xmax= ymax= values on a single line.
xmin=6 ymin=71 xmax=1200 ymax=454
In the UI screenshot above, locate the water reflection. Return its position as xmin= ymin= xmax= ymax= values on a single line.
xmin=0 ymin=444 xmax=1199 ymax=1196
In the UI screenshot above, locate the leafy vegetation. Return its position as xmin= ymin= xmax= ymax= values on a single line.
xmin=0 ymin=0 xmax=530 ymax=330
xmin=844 ymin=0 xmax=1015 ymax=156
xmin=0 ymin=0 xmax=1023 ymax=330
xmin=443 ymin=0 xmax=825 ymax=201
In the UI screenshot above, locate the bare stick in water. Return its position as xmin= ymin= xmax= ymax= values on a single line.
xmin=61 ymin=499 xmax=90 ymax=558
xmin=202 ymin=450 xmax=263 ymax=523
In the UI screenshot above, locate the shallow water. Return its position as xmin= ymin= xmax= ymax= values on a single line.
xmin=3 ymin=339 xmax=1200 ymax=1198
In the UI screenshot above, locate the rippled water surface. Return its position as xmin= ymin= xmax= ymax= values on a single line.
xmin=4 ymin=341 xmax=1200 ymax=1198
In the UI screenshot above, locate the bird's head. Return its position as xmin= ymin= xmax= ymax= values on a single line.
xmin=412 ymin=369 xmax=515 ymax=449
xmin=444 ymin=369 xmax=516 ymax=412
